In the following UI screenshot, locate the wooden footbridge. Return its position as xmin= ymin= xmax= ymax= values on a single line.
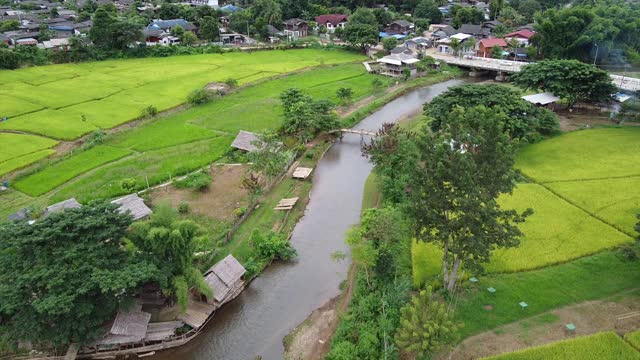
xmin=331 ymin=128 xmax=378 ymax=137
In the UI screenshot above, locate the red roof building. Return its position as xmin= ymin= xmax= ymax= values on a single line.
xmin=315 ymin=14 xmax=348 ymax=32
xmin=505 ymin=29 xmax=535 ymax=39
xmin=477 ymin=38 xmax=507 ymax=58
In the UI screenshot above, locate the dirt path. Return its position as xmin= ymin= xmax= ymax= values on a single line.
xmin=336 ymin=83 xmax=404 ymax=118
xmin=442 ymin=291 xmax=640 ymax=360
xmin=284 ymin=264 xmax=357 ymax=360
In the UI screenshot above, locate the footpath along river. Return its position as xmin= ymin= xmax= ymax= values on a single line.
xmin=152 ymin=79 xmax=465 ymax=360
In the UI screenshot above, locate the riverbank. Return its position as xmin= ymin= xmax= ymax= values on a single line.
xmin=146 ymin=76 xmax=466 ymax=359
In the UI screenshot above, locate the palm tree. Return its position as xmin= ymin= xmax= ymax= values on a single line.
xmin=450 ymin=38 xmax=461 ymax=56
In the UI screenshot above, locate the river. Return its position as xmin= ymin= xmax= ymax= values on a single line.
xmin=152 ymin=79 xmax=465 ymax=360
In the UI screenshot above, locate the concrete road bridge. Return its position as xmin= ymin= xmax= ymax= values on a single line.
xmin=426 ymin=51 xmax=640 ymax=92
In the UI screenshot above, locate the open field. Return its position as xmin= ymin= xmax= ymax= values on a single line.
xmin=516 ymin=127 xmax=640 ymax=183
xmin=412 ymin=127 xmax=639 ymax=286
xmin=626 ymin=330 xmax=640 ymax=350
xmin=7 ymin=62 xmax=387 ymax=201
xmin=412 ymin=182 xmax=633 ymax=285
xmin=483 ymin=332 xmax=640 ymax=360
xmin=0 ymin=49 xmax=365 ymax=176
xmin=455 ymin=250 xmax=640 ymax=337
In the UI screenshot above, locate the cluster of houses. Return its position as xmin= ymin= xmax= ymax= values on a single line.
xmin=375 ymin=21 xmax=536 ymax=77
xmin=0 ymin=2 xmax=89 ymax=50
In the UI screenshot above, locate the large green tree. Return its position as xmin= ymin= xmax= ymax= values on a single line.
xmin=127 ymin=204 xmax=212 ymax=311
xmin=414 ymin=0 xmax=443 ymax=24
xmin=279 ymin=88 xmax=339 ymax=141
xmin=0 ymin=203 xmax=158 ymax=347
xmin=511 ymin=60 xmax=617 ymax=106
xmin=408 ymin=106 xmax=532 ymax=290
xmin=533 ymin=7 xmax=595 ymax=60
xmin=425 ymin=84 xmax=559 ymax=141
xmin=199 ymin=16 xmax=220 ymax=42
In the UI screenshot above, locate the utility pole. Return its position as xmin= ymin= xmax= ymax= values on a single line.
xmin=593 ymin=43 xmax=598 ymax=65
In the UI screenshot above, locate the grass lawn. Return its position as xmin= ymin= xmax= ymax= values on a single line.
xmin=0 ymin=150 xmax=57 ymax=177
xmin=0 ymin=49 xmax=364 ymax=172
xmin=12 ymin=63 xmax=387 ymax=204
xmin=625 ymin=330 xmax=640 ymax=351
xmin=411 ymin=183 xmax=633 ymax=285
xmin=516 ymin=127 xmax=640 ymax=183
xmin=455 ymin=250 xmax=640 ymax=337
xmin=0 ymin=133 xmax=57 ymax=164
xmin=49 ymin=137 xmax=232 ymax=203
xmin=14 ymin=146 xmax=133 ymax=196
xmin=483 ymin=332 xmax=640 ymax=360
xmin=547 ymin=177 xmax=640 ymax=235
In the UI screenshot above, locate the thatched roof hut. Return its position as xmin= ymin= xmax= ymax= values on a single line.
xmin=203 ymin=254 xmax=246 ymax=307
xmin=43 ymin=198 xmax=81 ymax=216
xmin=96 ymin=308 xmax=151 ymax=347
xmin=111 ymin=194 xmax=152 ymax=221
xmin=230 ymin=131 xmax=263 ymax=152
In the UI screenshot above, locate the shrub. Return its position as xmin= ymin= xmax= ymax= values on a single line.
xmin=178 ymin=201 xmax=190 ymax=214
xmin=120 ymin=178 xmax=137 ymax=192
xmin=234 ymin=206 xmax=247 ymax=218
xmin=141 ymin=105 xmax=158 ymax=117
xmin=187 ymin=88 xmax=213 ymax=105
xmin=224 ymin=78 xmax=238 ymax=88
xmin=250 ymin=229 xmax=297 ymax=261
xmin=174 ymin=171 xmax=212 ymax=191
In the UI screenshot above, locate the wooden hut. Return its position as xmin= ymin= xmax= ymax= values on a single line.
xmin=111 ymin=194 xmax=152 ymax=221
xmin=230 ymin=131 xmax=263 ymax=152
xmin=96 ymin=307 xmax=151 ymax=348
xmin=43 ymin=198 xmax=81 ymax=216
xmin=203 ymin=254 xmax=246 ymax=309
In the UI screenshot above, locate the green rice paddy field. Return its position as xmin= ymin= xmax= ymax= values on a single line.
xmin=484 ymin=332 xmax=640 ymax=360
xmin=412 ymin=127 xmax=640 ymax=286
xmin=0 ymin=49 xmax=365 ymax=176
xmin=0 ymin=51 xmax=396 ymax=218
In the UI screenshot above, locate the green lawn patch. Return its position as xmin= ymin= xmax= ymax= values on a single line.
xmin=483 ymin=332 xmax=640 ymax=360
xmin=14 ymin=146 xmax=133 ymax=196
xmin=455 ymin=251 xmax=640 ymax=337
xmin=50 ymin=137 xmax=232 ymax=203
xmin=546 ymin=177 xmax=640 ymax=235
xmin=625 ymin=330 xmax=640 ymax=351
xmin=0 ymin=109 xmax=98 ymax=140
xmin=0 ymin=133 xmax=58 ymax=164
xmin=0 ymin=49 xmax=363 ymax=143
xmin=411 ymin=183 xmax=632 ymax=285
xmin=0 ymin=95 xmax=43 ymax=118
xmin=516 ymin=127 xmax=640 ymax=183
xmin=0 ymin=150 xmax=56 ymax=177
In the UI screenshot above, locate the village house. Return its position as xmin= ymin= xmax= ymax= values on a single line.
xmin=437 ymin=33 xmax=474 ymax=54
xmin=230 ymin=130 xmax=263 ymax=152
xmin=43 ymin=198 xmax=81 ymax=216
xmin=429 ymin=24 xmax=457 ymax=42
xmin=282 ymin=18 xmax=308 ymax=39
xmin=377 ymin=52 xmax=419 ymax=77
xmin=505 ymin=29 xmax=535 ymax=46
xmin=95 ymin=306 xmax=151 ymax=349
xmin=315 ymin=14 xmax=348 ymax=33
xmin=386 ymin=20 xmax=414 ymax=35
xmin=38 ymin=37 xmax=70 ymax=51
xmin=458 ymin=23 xmax=488 ymax=38
xmin=476 ymin=37 xmax=507 ymax=58
xmin=220 ymin=32 xmax=246 ymax=45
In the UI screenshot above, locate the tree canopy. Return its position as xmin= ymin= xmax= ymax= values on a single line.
xmin=425 ymin=84 xmax=559 ymax=142
xmin=0 ymin=203 xmax=158 ymax=347
xmin=511 ymin=60 xmax=617 ymax=106
xmin=407 ymin=106 xmax=533 ymax=290
xmin=127 ymin=203 xmax=212 ymax=311
xmin=280 ymin=88 xmax=340 ymax=141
